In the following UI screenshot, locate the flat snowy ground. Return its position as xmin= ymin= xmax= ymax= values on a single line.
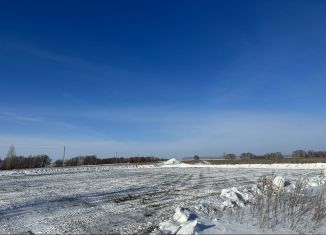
xmin=0 ymin=163 xmax=325 ymax=234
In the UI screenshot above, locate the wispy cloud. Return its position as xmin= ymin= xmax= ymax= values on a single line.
xmin=2 ymin=38 xmax=127 ymax=78
xmin=0 ymin=112 xmax=75 ymax=129
xmin=0 ymin=112 xmax=44 ymax=122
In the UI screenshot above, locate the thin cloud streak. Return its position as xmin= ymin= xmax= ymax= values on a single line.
xmin=0 ymin=112 xmax=76 ymax=129
xmin=2 ymin=39 xmax=127 ymax=78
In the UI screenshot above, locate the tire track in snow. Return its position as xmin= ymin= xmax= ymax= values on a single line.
xmin=0 ymin=166 xmax=319 ymax=234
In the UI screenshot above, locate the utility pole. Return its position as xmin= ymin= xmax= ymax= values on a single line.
xmin=62 ymin=146 xmax=66 ymax=167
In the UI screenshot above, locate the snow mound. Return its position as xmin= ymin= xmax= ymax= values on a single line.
xmin=220 ymin=176 xmax=299 ymax=210
xmin=220 ymin=187 xmax=250 ymax=208
xmin=173 ymin=206 xmax=193 ymax=223
xmin=272 ymin=176 xmax=285 ymax=189
xmin=158 ymin=220 xmax=180 ymax=234
xmin=155 ymin=206 xmax=199 ymax=234
xmin=272 ymin=176 xmax=296 ymax=192
xmin=306 ymin=171 xmax=326 ymax=187
xmin=163 ymin=158 xmax=181 ymax=165
xmin=177 ymin=219 xmax=198 ymax=235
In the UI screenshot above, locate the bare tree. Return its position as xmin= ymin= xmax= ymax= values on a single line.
xmin=5 ymin=144 xmax=16 ymax=169
xmin=240 ymin=152 xmax=256 ymax=160
xmin=224 ymin=153 xmax=237 ymax=160
xmin=6 ymin=144 xmax=16 ymax=158
xmin=264 ymin=152 xmax=283 ymax=160
xmin=292 ymin=150 xmax=307 ymax=158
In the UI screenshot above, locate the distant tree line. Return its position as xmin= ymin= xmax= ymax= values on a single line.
xmin=224 ymin=153 xmax=237 ymax=160
xmin=0 ymin=154 xmax=52 ymax=170
xmin=291 ymin=150 xmax=326 ymax=158
xmin=54 ymin=155 xmax=166 ymax=167
xmin=224 ymin=150 xmax=326 ymax=160
xmin=0 ymin=145 xmax=51 ymax=170
xmin=0 ymin=145 xmax=167 ymax=170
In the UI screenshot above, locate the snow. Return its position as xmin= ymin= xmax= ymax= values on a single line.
xmin=158 ymin=207 xmax=199 ymax=234
xmin=164 ymin=158 xmax=181 ymax=165
xmin=160 ymin=158 xmax=188 ymax=167
xmin=154 ymin=203 xmax=293 ymax=234
xmin=0 ymin=161 xmax=325 ymax=234
xmin=164 ymin=161 xmax=326 ymax=169
xmin=158 ymin=220 xmax=180 ymax=234
xmin=155 ymin=173 xmax=326 ymax=234
xmin=272 ymin=175 xmax=285 ymax=189
xmin=220 ymin=187 xmax=249 ymax=208
xmin=306 ymin=171 xmax=326 ymax=187
xmin=173 ymin=206 xmax=191 ymax=223
xmin=201 ymin=160 xmax=211 ymax=165
xmin=176 ymin=219 xmax=197 ymax=235
xmin=1 ymin=161 xmax=325 ymax=178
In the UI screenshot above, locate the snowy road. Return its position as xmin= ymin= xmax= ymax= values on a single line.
xmin=0 ymin=165 xmax=323 ymax=234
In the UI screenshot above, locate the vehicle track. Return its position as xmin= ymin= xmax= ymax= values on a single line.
xmin=0 ymin=166 xmax=319 ymax=234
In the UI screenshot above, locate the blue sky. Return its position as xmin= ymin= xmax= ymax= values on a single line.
xmin=1 ymin=0 xmax=326 ymax=159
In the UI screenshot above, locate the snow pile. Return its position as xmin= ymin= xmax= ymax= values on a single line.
xmin=158 ymin=158 xmax=190 ymax=167
xmin=156 ymin=206 xmax=198 ymax=234
xmin=271 ymin=176 xmax=296 ymax=192
xmin=157 ymin=158 xmax=196 ymax=168
xmin=306 ymin=170 xmax=326 ymax=187
xmin=219 ymin=176 xmax=298 ymax=210
xmin=272 ymin=175 xmax=285 ymax=189
xmin=163 ymin=158 xmax=181 ymax=165
xmin=220 ymin=187 xmax=250 ymax=208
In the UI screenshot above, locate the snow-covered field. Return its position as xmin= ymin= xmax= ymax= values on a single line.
xmin=0 ymin=160 xmax=325 ymax=234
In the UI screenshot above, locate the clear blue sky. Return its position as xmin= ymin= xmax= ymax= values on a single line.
xmin=1 ymin=0 xmax=326 ymax=159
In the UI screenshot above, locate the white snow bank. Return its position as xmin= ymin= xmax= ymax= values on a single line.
xmin=177 ymin=219 xmax=198 ymax=235
xmin=173 ymin=206 xmax=191 ymax=223
xmin=220 ymin=187 xmax=249 ymax=208
xmin=155 ymin=207 xmax=199 ymax=235
xmin=273 ymin=176 xmax=285 ymax=189
xmin=164 ymin=158 xmax=181 ymax=165
xmin=159 ymin=158 xmax=190 ymax=167
xmin=158 ymin=162 xmax=326 ymax=169
xmin=158 ymin=220 xmax=180 ymax=234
